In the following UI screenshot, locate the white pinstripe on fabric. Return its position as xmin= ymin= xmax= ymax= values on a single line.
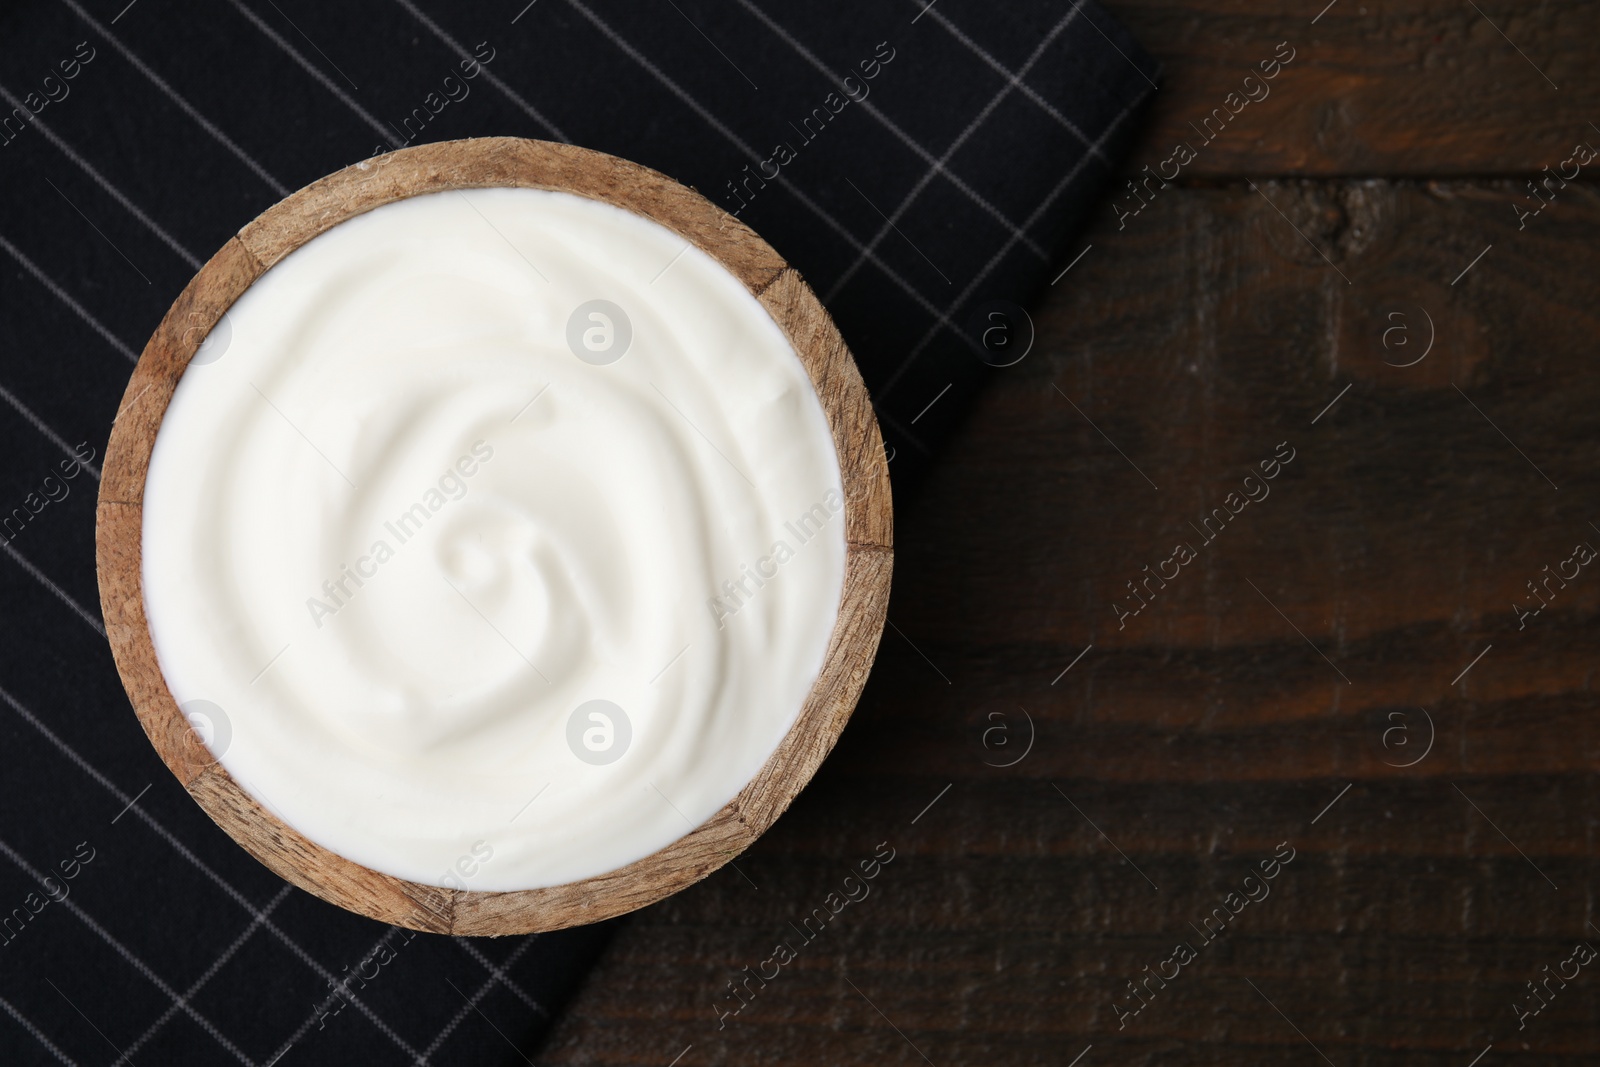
xmin=730 ymin=0 xmax=1049 ymax=259
xmin=390 ymin=0 xmax=571 ymax=143
xmin=259 ymin=923 xmax=549 ymax=1063
xmin=0 ymin=683 xmax=423 ymax=1062
xmin=883 ymin=96 xmax=1138 ymax=394
xmin=415 ymin=935 xmax=541 ymax=1064
xmin=824 ymin=0 xmax=1092 ymax=304
xmin=117 ymin=884 xmax=294 ymax=1063
xmin=55 ymin=0 xmax=292 ymax=196
xmin=454 ymin=937 xmax=548 ymax=1017
xmin=220 ymin=0 xmax=402 ymax=150
xmin=0 ymin=994 xmax=79 ymax=1066
xmin=258 ymin=928 xmax=406 ymax=1065
xmin=913 ymin=0 xmax=1112 ymax=152
xmin=554 ymin=0 xmax=964 ymax=342
xmin=264 ymin=930 xmax=552 ymax=1064
xmin=0 ymin=84 xmax=203 ymax=270
xmin=0 ymin=542 xmax=106 ymax=637
xmin=0 ymin=380 xmax=102 ymax=480
xmin=0 ymin=232 xmax=139 ymax=362
xmin=0 ymin=834 xmax=254 ymax=1065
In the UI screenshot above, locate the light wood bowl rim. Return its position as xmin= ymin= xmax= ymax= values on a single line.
xmin=94 ymin=136 xmax=893 ymax=935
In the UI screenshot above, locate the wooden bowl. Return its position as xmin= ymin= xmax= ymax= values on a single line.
xmin=95 ymin=137 xmax=893 ymax=935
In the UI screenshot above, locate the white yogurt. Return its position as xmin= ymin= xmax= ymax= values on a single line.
xmin=141 ymin=187 xmax=846 ymax=891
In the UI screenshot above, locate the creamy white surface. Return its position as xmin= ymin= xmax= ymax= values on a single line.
xmin=141 ymin=187 xmax=845 ymax=891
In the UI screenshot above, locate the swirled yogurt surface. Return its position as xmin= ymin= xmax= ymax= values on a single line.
xmin=141 ymin=187 xmax=846 ymax=890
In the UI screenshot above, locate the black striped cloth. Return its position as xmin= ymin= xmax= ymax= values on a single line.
xmin=0 ymin=0 xmax=1156 ymax=1062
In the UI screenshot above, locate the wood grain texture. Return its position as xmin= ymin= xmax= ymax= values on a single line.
xmin=1112 ymin=0 xmax=1595 ymax=176
xmin=759 ymin=269 xmax=894 ymax=552
xmin=534 ymin=178 xmax=1600 ymax=1063
xmin=100 ymin=237 xmax=263 ymax=506
xmin=94 ymin=138 xmax=892 ymax=936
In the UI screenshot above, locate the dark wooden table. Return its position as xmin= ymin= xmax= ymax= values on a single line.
xmin=539 ymin=3 xmax=1600 ymax=1063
